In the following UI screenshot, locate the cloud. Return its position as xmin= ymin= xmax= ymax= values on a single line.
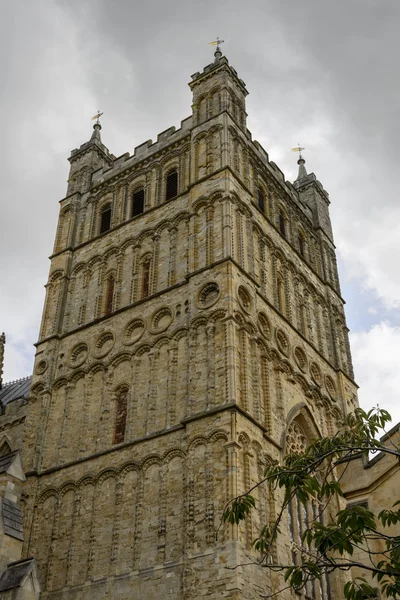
xmin=350 ymin=322 xmax=400 ymax=426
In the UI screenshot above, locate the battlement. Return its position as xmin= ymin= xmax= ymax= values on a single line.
xmin=91 ymin=116 xmax=192 ymax=186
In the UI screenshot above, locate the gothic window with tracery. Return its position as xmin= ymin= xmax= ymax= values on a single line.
xmin=286 ymin=420 xmax=330 ymax=600
xmin=113 ymin=388 xmax=128 ymax=444
xmin=298 ymin=231 xmax=305 ymax=257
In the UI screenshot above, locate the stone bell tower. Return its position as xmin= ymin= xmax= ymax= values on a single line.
xmin=22 ymin=44 xmax=358 ymax=599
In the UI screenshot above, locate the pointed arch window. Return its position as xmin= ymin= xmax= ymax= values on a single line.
xmin=113 ymin=388 xmax=128 ymax=445
xmin=257 ymin=189 xmax=265 ymax=213
xmin=131 ymin=188 xmax=145 ymax=217
xmin=141 ymin=257 xmax=152 ymax=299
xmin=286 ymin=420 xmax=330 ymax=600
xmin=165 ymin=170 xmax=178 ymax=201
xmin=105 ymin=273 xmax=115 ymax=316
xmin=299 ymin=303 xmax=308 ymax=336
xmin=279 ymin=210 xmax=286 ymax=238
xmin=277 ymin=274 xmax=286 ymax=316
xmin=100 ymin=204 xmax=112 ymax=234
xmin=298 ymin=231 xmax=305 ymax=257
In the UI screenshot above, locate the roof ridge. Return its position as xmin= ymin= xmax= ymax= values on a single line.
xmin=3 ymin=375 xmax=32 ymax=388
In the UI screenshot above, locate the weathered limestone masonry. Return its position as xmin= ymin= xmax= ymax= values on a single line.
xmin=21 ymin=49 xmax=358 ymax=599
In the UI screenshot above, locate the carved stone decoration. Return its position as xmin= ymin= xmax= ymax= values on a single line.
xmin=197 ymin=282 xmax=220 ymax=309
xmin=310 ymin=361 xmax=322 ymax=386
xmin=257 ymin=311 xmax=272 ymax=340
xmin=35 ymin=360 xmax=48 ymax=375
xmin=294 ymin=346 xmax=308 ymax=372
xmin=286 ymin=420 xmax=308 ymax=455
xmin=275 ymin=328 xmax=290 ymax=357
xmin=68 ymin=342 xmax=89 ymax=368
xmin=92 ymin=331 xmax=115 ymax=359
xmin=150 ymin=307 xmax=173 ymax=334
xmin=325 ymin=375 xmax=337 ymax=400
xmin=237 ymin=285 xmax=252 ymax=313
xmin=123 ymin=318 xmax=145 ymax=346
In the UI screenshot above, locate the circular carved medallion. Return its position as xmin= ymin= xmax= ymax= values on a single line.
xmin=294 ymin=346 xmax=308 ymax=372
xmin=237 ymin=285 xmax=252 ymax=313
xmin=123 ymin=318 xmax=145 ymax=346
xmin=197 ymin=282 xmax=220 ymax=309
xmin=35 ymin=360 xmax=48 ymax=375
xmin=325 ymin=375 xmax=337 ymax=400
xmin=150 ymin=307 xmax=173 ymax=334
xmin=310 ymin=362 xmax=322 ymax=386
xmin=92 ymin=332 xmax=115 ymax=358
xmin=68 ymin=343 xmax=88 ymax=368
xmin=276 ymin=328 xmax=290 ymax=356
xmin=257 ymin=312 xmax=272 ymax=340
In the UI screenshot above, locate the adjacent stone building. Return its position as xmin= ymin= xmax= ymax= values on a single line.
xmin=3 ymin=47 xmax=360 ymax=598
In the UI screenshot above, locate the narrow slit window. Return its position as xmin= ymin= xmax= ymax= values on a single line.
xmin=113 ymin=390 xmax=128 ymax=444
xmin=279 ymin=211 xmax=286 ymax=238
xmin=298 ymin=233 xmax=305 ymax=257
xmin=100 ymin=206 xmax=112 ymax=234
xmin=131 ymin=188 xmax=145 ymax=217
xmin=165 ymin=170 xmax=178 ymax=201
xmin=257 ymin=189 xmax=265 ymax=213
xmin=105 ymin=275 xmax=115 ymax=316
xmin=142 ymin=259 xmax=151 ymax=299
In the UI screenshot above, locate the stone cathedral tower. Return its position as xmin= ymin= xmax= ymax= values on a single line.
xmin=21 ymin=47 xmax=358 ymax=599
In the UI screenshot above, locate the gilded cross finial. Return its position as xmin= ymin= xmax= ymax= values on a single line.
xmin=91 ymin=111 xmax=104 ymax=125
xmin=209 ymin=37 xmax=225 ymax=55
xmin=291 ymin=143 xmax=305 ymax=161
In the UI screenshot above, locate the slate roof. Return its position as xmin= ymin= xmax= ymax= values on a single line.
xmin=0 ymin=558 xmax=35 ymax=591
xmin=0 ymin=376 xmax=31 ymax=411
xmin=2 ymin=497 xmax=24 ymax=541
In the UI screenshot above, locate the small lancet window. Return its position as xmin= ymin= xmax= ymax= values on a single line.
xmin=105 ymin=274 xmax=115 ymax=316
xmin=131 ymin=188 xmax=145 ymax=217
xmin=279 ymin=210 xmax=286 ymax=238
xmin=100 ymin=205 xmax=112 ymax=234
xmin=165 ymin=170 xmax=178 ymax=201
xmin=113 ymin=389 xmax=128 ymax=445
xmin=277 ymin=275 xmax=286 ymax=315
xmin=298 ymin=232 xmax=305 ymax=257
xmin=257 ymin=189 xmax=265 ymax=213
xmin=142 ymin=258 xmax=151 ymax=299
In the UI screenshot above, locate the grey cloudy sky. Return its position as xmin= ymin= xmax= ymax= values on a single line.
xmin=2 ymin=0 xmax=400 ymax=425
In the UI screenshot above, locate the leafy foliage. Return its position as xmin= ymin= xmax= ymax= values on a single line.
xmin=222 ymin=408 xmax=400 ymax=599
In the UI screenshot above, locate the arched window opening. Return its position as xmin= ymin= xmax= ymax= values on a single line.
xmin=277 ymin=275 xmax=286 ymax=316
xmin=0 ymin=441 xmax=12 ymax=456
xmin=300 ymin=303 xmax=308 ymax=336
xmin=298 ymin=232 xmax=305 ymax=257
xmin=113 ymin=389 xmax=128 ymax=445
xmin=141 ymin=258 xmax=151 ymax=299
xmin=131 ymin=188 xmax=145 ymax=217
xmin=100 ymin=205 xmax=112 ymax=234
xmin=165 ymin=170 xmax=178 ymax=201
xmin=286 ymin=420 xmax=330 ymax=599
xmin=257 ymin=189 xmax=265 ymax=213
xmin=105 ymin=274 xmax=115 ymax=316
xmin=279 ymin=210 xmax=286 ymax=238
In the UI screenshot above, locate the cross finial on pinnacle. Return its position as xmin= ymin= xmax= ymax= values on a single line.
xmin=91 ymin=111 xmax=104 ymax=126
xmin=209 ymin=37 xmax=225 ymax=58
